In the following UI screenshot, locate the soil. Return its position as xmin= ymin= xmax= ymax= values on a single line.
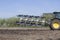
xmin=0 ymin=28 xmax=60 ymax=40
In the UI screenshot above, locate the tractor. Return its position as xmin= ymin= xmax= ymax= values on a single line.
xmin=50 ymin=12 xmax=60 ymax=30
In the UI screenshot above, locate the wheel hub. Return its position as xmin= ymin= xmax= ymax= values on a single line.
xmin=53 ymin=23 xmax=60 ymax=29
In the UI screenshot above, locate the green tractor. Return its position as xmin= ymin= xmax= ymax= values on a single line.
xmin=50 ymin=12 xmax=60 ymax=30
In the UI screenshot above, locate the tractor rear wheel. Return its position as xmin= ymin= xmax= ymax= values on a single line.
xmin=50 ymin=19 xmax=60 ymax=30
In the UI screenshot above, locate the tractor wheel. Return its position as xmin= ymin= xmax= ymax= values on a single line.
xmin=50 ymin=19 xmax=60 ymax=30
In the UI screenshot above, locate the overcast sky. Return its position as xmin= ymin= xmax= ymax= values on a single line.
xmin=0 ymin=0 xmax=60 ymax=18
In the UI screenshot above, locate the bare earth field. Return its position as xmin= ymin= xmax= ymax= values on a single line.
xmin=0 ymin=28 xmax=60 ymax=40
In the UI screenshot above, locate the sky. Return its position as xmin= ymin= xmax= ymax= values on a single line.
xmin=0 ymin=0 xmax=60 ymax=18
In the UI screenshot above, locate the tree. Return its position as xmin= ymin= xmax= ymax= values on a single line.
xmin=42 ymin=13 xmax=55 ymax=26
xmin=5 ymin=17 xmax=20 ymax=27
xmin=42 ymin=13 xmax=54 ymax=21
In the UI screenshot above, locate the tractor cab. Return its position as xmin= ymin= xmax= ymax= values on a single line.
xmin=53 ymin=12 xmax=60 ymax=19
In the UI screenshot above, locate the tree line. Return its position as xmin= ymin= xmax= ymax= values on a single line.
xmin=0 ymin=17 xmax=20 ymax=27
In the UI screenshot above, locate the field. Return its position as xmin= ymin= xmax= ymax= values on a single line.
xmin=0 ymin=27 xmax=60 ymax=40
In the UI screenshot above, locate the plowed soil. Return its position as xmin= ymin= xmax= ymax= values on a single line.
xmin=0 ymin=28 xmax=60 ymax=40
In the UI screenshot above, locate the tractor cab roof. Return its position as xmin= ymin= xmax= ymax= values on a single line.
xmin=53 ymin=12 xmax=60 ymax=14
